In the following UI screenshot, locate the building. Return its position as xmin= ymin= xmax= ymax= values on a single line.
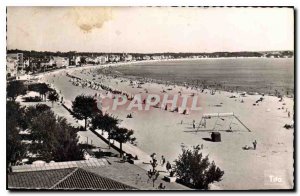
xmin=75 ymin=56 xmax=83 ymax=66
xmin=142 ymin=55 xmax=151 ymax=60
xmin=6 ymin=56 xmax=18 ymax=78
xmin=23 ymin=59 xmax=30 ymax=67
xmin=52 ymin=56 xmax=69 ymax=68
xmin=124 ymin=54 xmax=133 ymax=62
xmin=7 ymin=156 xmax=189 ymax=190
xmin=151 ymin=55 xmax=162 ymax=60
xmin=85 ymin=57 xmax=97 ymax=64
xmin=96 ymin=55 xmax=108 ymax=64
xmin=8 ymin=159 xmax=136 ymax=190
xmin=109 ymin=55 xmax=122 ymax=62
xmin=6 ymin=53 xmax=24 ymax=76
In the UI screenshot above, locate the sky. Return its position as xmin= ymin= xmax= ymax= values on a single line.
xmin=7 ymin=7 xmax=294 ymax=53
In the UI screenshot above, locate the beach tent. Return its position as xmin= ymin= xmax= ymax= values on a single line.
xmin=211 ymin=132 xmax=221 ymax=142
xmin=195 ymin=112 xmax=251 ymax=132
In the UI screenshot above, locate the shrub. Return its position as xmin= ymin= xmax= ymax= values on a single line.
xmin=174 ymin=146 xmax=224 ymax=190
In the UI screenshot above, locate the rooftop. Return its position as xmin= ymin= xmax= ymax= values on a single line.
xmin=11 ymin=158 xmax=109 ymax=173
xmin=8 ymin=167 xmax=136 ymax=190
xmin=8 ymin=157 xmax=190 ymax=190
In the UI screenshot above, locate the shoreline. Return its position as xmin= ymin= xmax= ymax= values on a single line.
xmin=34 ymin=56 xmax=294 ymax=98
xmin=40 ymin=64 xmax=295 ymax=124
xmin=89 ymin=57 xmax=294 ymax=97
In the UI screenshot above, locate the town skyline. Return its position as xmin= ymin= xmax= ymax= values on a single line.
xmin=7 ymin=7 xmax=294 ymax=53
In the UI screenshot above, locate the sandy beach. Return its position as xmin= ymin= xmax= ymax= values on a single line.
xmin=37 ymin=61 xmax=294 ymax=190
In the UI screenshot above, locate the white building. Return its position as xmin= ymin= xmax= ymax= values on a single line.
xmin=143 ymin=55 xmax=151 ymax=60
xmin=6 ymin=53 xmax=24 ymax=76
xmin=125 ymin=54 xmax=133 ymax=62
xmin=96 ymin=56 xmax=108 ymax=64
xmin=52 ymin=56 xmax=69 ymax=68
xmin=75 ymin=56 xmax=82 ymax=66
xmin=6 ymin=56 xmax=17 ymax=77
xmin=151 ymin=55 xmax=162 ymax=60
xmin=109 ymin=55 xmax=121 ymax=62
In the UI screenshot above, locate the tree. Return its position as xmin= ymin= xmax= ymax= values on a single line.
xmin=72 ymin=95 xmax=99 ymax=130
xmin=80 ymin=56 xmax=86 ymax=65
xmin=28 ymin=83 xmax=51 ymax=101
xmin=109 ymin=127 xmax=134 ymax=157
xmin=53 ymin=117 xmax=83 ymax=161
xmin=7 ymin=80 xmax=27 ymax=100
xmin=91 ymin=113 xmax=119 ymax=134
xmin=48 ymin=91 xmax=59 ymax=107
xmin=30 ymin=109 xmax=57 ymax=161
xmin=147 ymin=154 xmax=160 ymax=187
xmin=91 ymin=113 xmax=119 ymax=148
xmin=23 ymin=104 xmax=51 ymax=129
xmin=7 ymin=101 xmax=26 ymax=166
xmin=29 ymin=106 xmax=83 ymax=162
xmin=174 ymin=146 xmax=224 ymax=190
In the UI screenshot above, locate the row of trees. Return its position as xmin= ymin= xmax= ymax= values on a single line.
xmin=71 ymin=95 xmax=135 ymax=156
xmin=7 ymin=101 xmax=84 ymax=166
xmin=7 ymin=81 xmax=135 ymax=162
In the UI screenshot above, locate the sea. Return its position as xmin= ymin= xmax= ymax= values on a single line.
xmin=111 ymin=58 xmax=294 ymax=95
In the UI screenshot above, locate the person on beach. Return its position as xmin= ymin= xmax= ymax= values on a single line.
xmin=169 ymin=170 xmax=175 ymax=177
xmin=158 ymin=183 xmax=166 ymax=190
xmin=122 ymin=153 xmax=127 ymax=162
xmin=193 ymin=120 xmax=196 ymax=129
xmin=166 ymin=161 xmax=172 ymax=172
xmin=161 ymin=155 xmax=166 ymax=166
xmin=150 ymin=153 xmax=158 ymax=167
xmin=253 ymin=140 xmax=257 ymax=150
xmin=288 ymin=111 xmax=291 ymax=118
xmin=151 ymin=153 xmax=157 ymax=160
xmin=243 ymin=145 xmax=250 ymax=150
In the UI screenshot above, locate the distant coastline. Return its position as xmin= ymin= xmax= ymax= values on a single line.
xmin=7 ymin=49 xmax=294 ymax=58
xmin=34 ymin=55 xmax=294 ymax=76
